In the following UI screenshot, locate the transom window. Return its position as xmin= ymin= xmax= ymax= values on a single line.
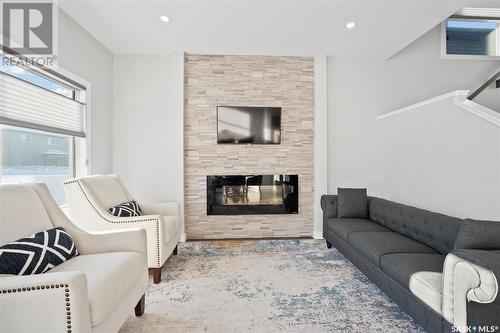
xmin=443 ymin=8 xmax=500 ymax=58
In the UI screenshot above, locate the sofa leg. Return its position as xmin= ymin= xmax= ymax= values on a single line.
xmin=152 ymin=268 xmax=162 ymax=284
xmin=135 ymin=294 xmax=145 ymax=316
xmin=173 ymin=244 xmax=178 ymax=255
xmin=326 ymin=241 xmax=332 ymax=249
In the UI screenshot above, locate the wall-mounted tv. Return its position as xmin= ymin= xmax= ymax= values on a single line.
xmin=217 ymin=106 xmax=282 ymax=144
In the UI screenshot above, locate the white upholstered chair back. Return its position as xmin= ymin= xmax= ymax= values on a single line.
xmin=0 ymin=184 xmax=54 ymax=245
xmin=78 ymin=175 xmax=132 ymax=209
xmin=63 ymin=174 xmax=182 ymax=283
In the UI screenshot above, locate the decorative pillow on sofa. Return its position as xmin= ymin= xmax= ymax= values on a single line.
xmin=0 ymin=227 xmax=79 ymax=276
xmin=109 ymin=200 xmax=142 ymax=217
xmin=337 ymin=188 xmax=368 ymax=218
xmin=454 ymin=218 xmax=500 ymax=250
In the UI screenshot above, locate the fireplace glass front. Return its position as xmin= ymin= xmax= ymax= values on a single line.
xmin=207 ymin=175 xmax=298 ymax=215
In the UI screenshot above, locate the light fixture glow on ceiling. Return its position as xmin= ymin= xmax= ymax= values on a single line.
xmin=160 ymin=15 xmax=170 ymax=23
xmin=346 ymin=22 xmax=356 ymax=29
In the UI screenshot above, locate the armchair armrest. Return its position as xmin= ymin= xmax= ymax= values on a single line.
xmin=70 ymin=228 xmax=147 ymax=260
xmin=140 ymin=202 xmax=179 ymax=217
xmin=0 ymin=271 xmax=91 ymax=333
xmin=321 ymin=195 xmax=338 ymax=218
xmin=442 ymin=249 xmax=500 ymax=328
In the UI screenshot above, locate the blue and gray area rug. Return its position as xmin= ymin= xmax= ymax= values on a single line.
xmin=120 ymin=239 xmax=424 ymax=333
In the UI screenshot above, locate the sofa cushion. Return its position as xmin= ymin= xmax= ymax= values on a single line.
xmin=348 ymin=231 xmax=438 ymax=267
xmin=326 ymin=218 xmax=389 ymax=242
xmin=381 ymin=253 xmax=445 ymax=314
xmin=50 ymin=251 xmax=144 ymax=327
xmin=368 ymin=197 xmax=463 ymax=254
xmin=454 ymin=219 xmax=500 ymax=250
xmin=337 ymin=188 xmax=368 ymax=218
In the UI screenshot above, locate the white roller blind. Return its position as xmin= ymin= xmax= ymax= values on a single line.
xmin=0 ymin=72 xmax=86 ymax=137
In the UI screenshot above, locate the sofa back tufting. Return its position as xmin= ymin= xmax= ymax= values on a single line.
xmin=368 ymin=197 xmax=463 ymax=254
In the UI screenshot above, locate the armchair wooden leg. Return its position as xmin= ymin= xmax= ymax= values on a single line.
xmin=173 ymin=244 xmax=178 ymax=255
xmin=135 ymin=294 xmax=145 ymax=317
xmin=326 ymin=241 xmax=332 ymax=249
xmin=152 ymin=268 xmax=162 ymax=284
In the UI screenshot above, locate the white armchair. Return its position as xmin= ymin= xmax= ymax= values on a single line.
xmin=0 ymin=183 xmax=148 ymax=333
xmin=63 ymin=175 xmax=181 ymax=284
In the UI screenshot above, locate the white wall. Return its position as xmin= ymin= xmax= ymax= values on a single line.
xmin=380 ymin=99 xmax=500 ymax=220
xmin=112 ymin=54 xmax=184 ymax=218
xmin=327 ymin=26 xmax=500 ymax=219
xmin=58 ymin=10 xmax=114 ymax=174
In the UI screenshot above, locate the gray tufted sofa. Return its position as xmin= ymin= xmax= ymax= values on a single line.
xmin=321 ymin=195 xmax=500 ymax=333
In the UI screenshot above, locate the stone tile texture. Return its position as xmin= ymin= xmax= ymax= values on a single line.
xmin=184 ymin=54 xmax=314 ymax=239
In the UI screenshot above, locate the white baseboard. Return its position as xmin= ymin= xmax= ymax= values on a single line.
xmin=313 ymin=231 xmax=324 ymax=240
xmin=180 ymin=233 xmax=187 ymax=242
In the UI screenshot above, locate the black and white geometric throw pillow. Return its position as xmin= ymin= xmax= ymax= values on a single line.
xmin=0 ymin=227 xmax=79 ymax=276
xmin=109 ymin=200 xmax=142 ymax=217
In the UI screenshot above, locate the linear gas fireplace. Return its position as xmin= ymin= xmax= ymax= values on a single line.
xmin=207 ymin=175 xmax=298 ymax=215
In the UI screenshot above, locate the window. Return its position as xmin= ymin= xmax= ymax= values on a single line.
xmin=21 ymin=133 xmax=32 ymax=144
xmin=0 ymin=60 xmax=88 ymax=204
xmin=48 ymin=137 xmax=57 ymax=145
xmin=443 ymin=8 xmax=500 ymax=58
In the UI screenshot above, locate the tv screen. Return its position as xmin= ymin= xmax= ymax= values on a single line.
xmin=217 ymin=106 xmax=282 ymax=144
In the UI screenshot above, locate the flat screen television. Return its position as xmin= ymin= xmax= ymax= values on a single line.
xmin=217 ymin=106 xmax=282 ymax=144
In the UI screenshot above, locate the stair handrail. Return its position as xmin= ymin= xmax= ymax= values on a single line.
xmin=467 ymin=70 xmax=500 ymax=101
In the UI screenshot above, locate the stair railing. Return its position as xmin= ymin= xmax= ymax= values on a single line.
xmin=467 ymin=70 xmax=500 ymax=100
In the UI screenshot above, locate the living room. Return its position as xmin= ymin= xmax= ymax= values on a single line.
xmin=0 ymin=1 xmax=499 ymax=332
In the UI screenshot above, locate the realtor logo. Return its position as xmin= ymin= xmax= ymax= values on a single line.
xmin=1 ymin=1 xmax=57 ymax=66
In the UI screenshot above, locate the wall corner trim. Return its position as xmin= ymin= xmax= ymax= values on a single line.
xmin=377 ymin=90 xmax=469 ymax=120
xmin=313 ymin=55 xmax=328 ymax=239
xmin=454 ymin=98 xmax=500 ymax=127
xmin=312 ymin=231 xmax=324 ymax=240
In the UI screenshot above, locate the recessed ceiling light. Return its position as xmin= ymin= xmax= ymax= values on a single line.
xmin=160 ymin=15 xmax=170 ymax=23
xmin=346 ymin=22 xmax=356 ymax=29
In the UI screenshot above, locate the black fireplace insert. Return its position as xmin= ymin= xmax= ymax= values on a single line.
xmin=207 ymin=175 xmax=298 ymax=215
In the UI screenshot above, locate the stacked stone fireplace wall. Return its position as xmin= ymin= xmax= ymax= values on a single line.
xmin=184 ymin=54 xmax=314 ymax=239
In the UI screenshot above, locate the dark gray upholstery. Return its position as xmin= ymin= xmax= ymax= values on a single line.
xmin=326 ymin=217 xmax=389 ymax=242
xmin=320 ymin=195 xmax=337 ymax=219
xmin=337 ymin=188 xmax=368 ymax=218
xmin=454 ymin=219 xmax=500 ymax=250
xmin=325 ymin=229 xmax=444 ymax=333
xmin=348 ymin=231 xmax=437 ymax=267
xmin=321 ymin=194 xmax=500 ymax=332
xmin=368 ymin=197 xmax=462 ymax=254
xmin=381 ymin=253 xmax=445 ymax=314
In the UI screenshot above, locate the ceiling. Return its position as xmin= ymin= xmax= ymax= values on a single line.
xmin=59 ymin=0 xmax=500 ymax=59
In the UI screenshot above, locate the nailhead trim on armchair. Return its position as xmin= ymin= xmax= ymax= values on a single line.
xmin=64 ymin=179 xmax=162 ymax=267
xmin=1 ymin=283 xmax=72 ymax=333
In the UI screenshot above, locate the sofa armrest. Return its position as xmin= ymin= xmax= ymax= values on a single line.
xmin=320 ymin=195 xmax=338 ymax=218
xmin=442 ymin=249 xmax=500 ymax=329
xmin=0 ymin=271 xmax=91 ymax=333
xmin=140 ymin=202 xmax=179 ymax=217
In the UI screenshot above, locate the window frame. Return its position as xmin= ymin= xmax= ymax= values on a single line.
xmin=441 ymin=19 xmax=500 ymax=60
xmin=0 ymin=62 xmax=91 ymax=192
